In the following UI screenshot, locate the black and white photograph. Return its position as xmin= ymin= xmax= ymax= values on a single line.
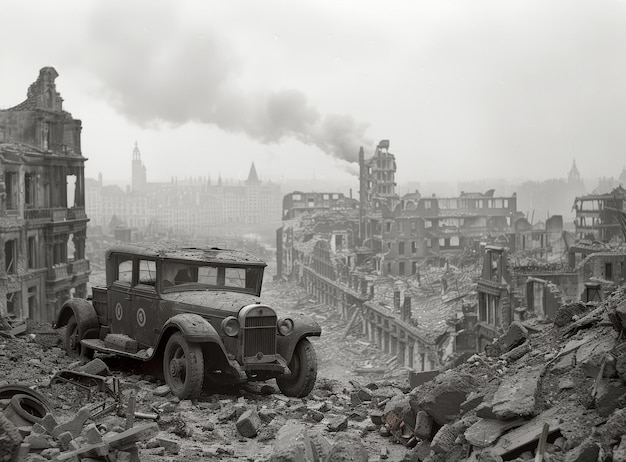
xmin=1 ymin=1 xmax=626 ymax=461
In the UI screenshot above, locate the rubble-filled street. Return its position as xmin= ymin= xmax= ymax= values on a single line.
xmin=3 ymin=278 xmax=626 ymax=461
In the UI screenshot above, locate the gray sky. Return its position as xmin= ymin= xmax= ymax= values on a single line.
xmin=2 ymin=0 xmax=626 ymax=185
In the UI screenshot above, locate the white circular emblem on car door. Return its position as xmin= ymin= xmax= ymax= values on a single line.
xmin=115 ymin=302 xmax=123 ymax=321
xmin=136 ymin=308 xmax=147 ymax=327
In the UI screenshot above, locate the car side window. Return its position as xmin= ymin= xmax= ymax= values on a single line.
xmin=116 ymin=257 xmax=133 ymax=284
xmin=137 ymin=259 xmax=157 ymax=286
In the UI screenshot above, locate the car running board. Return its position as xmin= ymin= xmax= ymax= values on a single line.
xmin=81 ymin=339 xmax=153 ymax=361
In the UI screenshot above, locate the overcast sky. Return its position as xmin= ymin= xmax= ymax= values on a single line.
xmin=1 ymin=0 xmax=626 ymax=186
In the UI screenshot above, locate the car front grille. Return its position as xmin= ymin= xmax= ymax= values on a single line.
xmin=243 ymin=315 xmax=276 ymax=359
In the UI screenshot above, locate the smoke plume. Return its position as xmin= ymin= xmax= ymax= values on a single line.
xmin=80 ymin=2 xmax=370 ymax=163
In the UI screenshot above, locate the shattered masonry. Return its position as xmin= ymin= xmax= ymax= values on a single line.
xmin=276 ymin=138 xmax=626 ymax=370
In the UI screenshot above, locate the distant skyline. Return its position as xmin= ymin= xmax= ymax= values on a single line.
xmin=3 ymin=1 xmax=626 ymax=185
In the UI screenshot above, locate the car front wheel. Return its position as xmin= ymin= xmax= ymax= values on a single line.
xmin=163 ymin=332 xmax=204 ymax=399
xmin=64 ymin=315 xmax=94 ymax=360
xmin=276 ymin=338 xmax=317 ymax=398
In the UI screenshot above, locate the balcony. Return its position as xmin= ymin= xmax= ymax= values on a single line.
xmin=48 ymin=263 xmax=70 ymax=281
xmin=70 ymin=259 xmax=90 ymax=275
xmin=24 ymin=207 xmax=67 ymax=222
xmin=67 ymin=207 xmax=86 ymax=220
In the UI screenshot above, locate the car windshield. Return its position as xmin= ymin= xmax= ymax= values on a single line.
xmin=160 ymin=261 xmax=262 ymax=294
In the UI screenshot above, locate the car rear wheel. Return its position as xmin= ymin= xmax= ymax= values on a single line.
xmin=64 ymin=315 xmax=94 ymax=360
xmin=163 ymin=332 xmax=204 ymax=399
xmin=276 ymin=338 xmax=317 ymax=398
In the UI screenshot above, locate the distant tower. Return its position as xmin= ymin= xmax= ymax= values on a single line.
xmin=245 ymin=162 xmax=261 ymax=186
xmin=131 ymin=142 xmax=147 ymax=192
xmin=568 ymin=159 xmax=581 ymax=184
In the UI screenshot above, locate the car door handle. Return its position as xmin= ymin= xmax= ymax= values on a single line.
xmin=125 ymin=296 xmax=132 ymax=301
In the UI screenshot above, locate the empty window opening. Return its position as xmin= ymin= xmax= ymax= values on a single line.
xmin=28 ymin=236 xmax=37 ymax=269
xmin=5 ymin=171 xmax=18 ymax=210
xmin=5 ymin=239 xmax=16 ymax=274
xmin=6 ymin=292 xmax=16 ymax=316
xmin=25 ymin=173 xmax=34 ymax=207
xmin=67 ymin=174 xmax=77 ymax=208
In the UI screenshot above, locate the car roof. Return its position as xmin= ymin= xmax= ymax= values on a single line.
xmin=105 ymin=242 xmax=267 ymax=266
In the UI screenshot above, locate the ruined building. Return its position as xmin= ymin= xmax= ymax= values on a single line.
xmin=276 ymin=139 xmax=610 ymax=368
xmin=0 ymin=67 xmax=90 ymax=323
xmin=573 ymin=185 xmax=626 ymax=242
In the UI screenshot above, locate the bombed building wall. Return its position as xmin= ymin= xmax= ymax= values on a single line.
xmin=0 ymin=68 xmax=90 ymax=323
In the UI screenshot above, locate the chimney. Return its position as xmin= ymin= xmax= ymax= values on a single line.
xmin=360 ymin=278 xmax=368 ymax=297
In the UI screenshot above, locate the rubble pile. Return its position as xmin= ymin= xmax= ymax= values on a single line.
xmin=368 ymin=286 xmax=626 ymax=461
xmin=3 ymin=280 xmax=626 ymax=460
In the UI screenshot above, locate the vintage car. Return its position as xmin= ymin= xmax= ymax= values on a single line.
xmin=55 ymin=243 xmax=321 ymax=399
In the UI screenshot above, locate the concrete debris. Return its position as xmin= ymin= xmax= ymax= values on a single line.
xmin=5 ymin=280 xmax=626 ymax=460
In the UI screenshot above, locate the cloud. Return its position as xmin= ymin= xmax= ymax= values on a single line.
xmin=78 ymin=1 xmax=369 ymax=164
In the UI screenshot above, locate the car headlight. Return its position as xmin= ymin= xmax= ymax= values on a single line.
xmin=222 ymin=316 xmax=240 ymax=337
xmin=277 ymin=317 xmax=294 ymax=336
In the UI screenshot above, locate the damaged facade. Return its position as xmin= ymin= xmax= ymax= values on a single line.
xmin=573 ymin=185 xmax=626 ymax=242
xmin=0 ymin=67 xmax=90 ymax=323
xmin=277 ymin=139 xmax=626 ymax=370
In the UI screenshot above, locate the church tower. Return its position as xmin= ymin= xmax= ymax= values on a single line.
xmin=245 ymin=162 xmax=261 ymax=186
xmin=131 ymin=142 xmax=147 ymax=192
xmin=568 ymin=159 xmax=582 ymax=185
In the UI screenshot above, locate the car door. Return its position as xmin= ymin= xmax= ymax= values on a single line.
xmin=108 ymin=253 xmax=134 ymax=336
xmin=131 ymin=258 xmax=159 ymax=349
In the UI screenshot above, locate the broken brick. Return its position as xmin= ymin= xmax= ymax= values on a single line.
xmin=236 ymin=409 xmax=262 ymax=438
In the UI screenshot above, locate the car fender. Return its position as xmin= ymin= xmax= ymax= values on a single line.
xmin=277 ymin=313 xmax=321 ymax=363
xmin=55 ymin=299 xmax=100 ymax=340
xmin=160 ymin=313 xmax=225 ymax=346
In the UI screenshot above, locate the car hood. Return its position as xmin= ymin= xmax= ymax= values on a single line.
xmin=160 ymin=290 xmax=263 ymax=313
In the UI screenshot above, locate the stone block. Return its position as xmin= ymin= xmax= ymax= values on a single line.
xmin=490 ymin=365 xmax=541 ymax=419
xmin=24 ymin=433 xmax=52 ymax=449
xmin=30 ymin=423 xmax=46 ymax=434
xmin=57 ymin=431 xmax=74 ymax=451
xmin=409 ymin=372 xmax=478 ymax=425
xmin=269 ymin=422 xmax=314 ymax=462
xmin=504 ymin=321 xmax=528 ymax=351
xmin=75 ymin=358 xmax=110 ymax=376
xmin=595 ymin=379 xmax=626 ymax=417
xmin=327 ymin=415 xmax=348 ymax=432
xmin=563 ymin=439 xmax=600 ymax=462
xmin=464 ymin=418 xmax=526 ymax=448
xmin=413 ymin=410 xmax=433 ymax=440
xmin=155 ymin=437 xmax=181 ymax=455
xmin=103 ymin=423 xmax=159 ymax=450
xmin=40 ymin=413 xmax=59 ymax=434
xmin=82 ymin=423 xmax=103 ymax=444
xmin=0 ymin=413 xmax=22 ymax=462
xmin=327 ymin=433 xmax=368 ymax=462
xmin=236 ymin=409 xmax=262 ymax=438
